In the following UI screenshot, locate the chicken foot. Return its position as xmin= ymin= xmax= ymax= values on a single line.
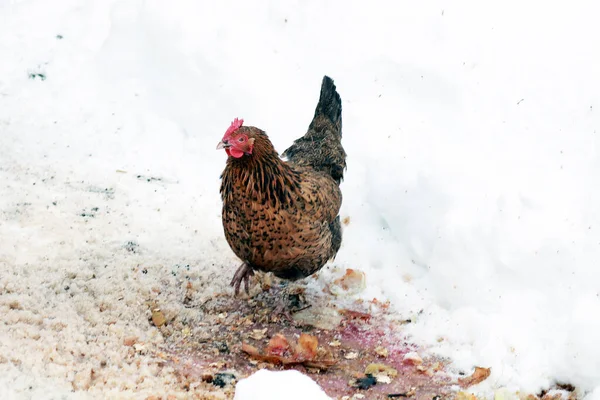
xmin=269 ymin=284 xmax=308 ymax=324
xmin=271 ymin=298 xmax=298 ymax=324
xmin=230 ymin=262 xmax=255 ymax=296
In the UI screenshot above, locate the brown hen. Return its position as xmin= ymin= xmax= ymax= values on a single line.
xmin=217 ymin=76 xmax=346 ymax=296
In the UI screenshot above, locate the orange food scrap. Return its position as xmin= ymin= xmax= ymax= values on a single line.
xmin=458 ymin=366 xmax=491 ymax=388
xmin=266 ymin=334 xmax=290 ymax=356
xmin=241 ymin=343 xmax=261 ymax=357
xmin=402 ymin=351 xmax=423 ymax=366
xmin=329 ymin=269 xmax=366 ymax=295
xmin=339 ymin=309 xmax=371 ymax=321
xmin=295 ymin=333 xmax=318 ymax=360
xmin=241 ymin=340 xmax=335 ymax=370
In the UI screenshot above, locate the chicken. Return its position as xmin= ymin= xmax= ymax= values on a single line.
xmin=217 ymin=75 xmax=346 ymax=298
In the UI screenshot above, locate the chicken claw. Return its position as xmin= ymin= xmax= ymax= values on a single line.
xmin=230 ymin=263 xmax=255 ymax=296
xmin=272 ymin=300 xmax=295 ymax=324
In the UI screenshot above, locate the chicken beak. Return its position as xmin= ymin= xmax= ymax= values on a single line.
xmin=216 ymin=140 xmax=230 ymax=150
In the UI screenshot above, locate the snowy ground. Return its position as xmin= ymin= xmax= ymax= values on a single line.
xmin=1 ymin=0 xmax=600 ymax=399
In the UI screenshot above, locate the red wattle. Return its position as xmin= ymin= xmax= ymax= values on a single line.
xmin=229 ymin=148 xmax=244 ymax=158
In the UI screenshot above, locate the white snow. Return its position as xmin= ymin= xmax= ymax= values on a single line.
xmin=1 ymin=0 xmax=600 ymax=398
xmin=233 ymin=369 xmax=330 ymax=400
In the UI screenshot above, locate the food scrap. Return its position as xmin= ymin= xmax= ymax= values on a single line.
xmin=248 ymin=328 xmax=267 ymax=340
xmin=365 ymin=363 xmax=398 ymax=384
xmin=402 ymin=351 xmax=423 ymax=366
xmin=151 ymin=308 xmax=166 ymax=327
xmin=458 ymin=366 xmax=491 ymax=388
xmin=351 ymin=374 xmax=377 ymax=390
xmin=329 ymin=268 xmax=366 ymax=296
xmin=455 ymin=391 xmax=478 ymax=400
xmin=265 ymin=334 xmax=289 ymax=356
xmin=339 ymin=309 xmax=372 ymax=321
xmin=365 ymin=363 xmax=398 ymax=378
xmin=241 ymin=332 xmax=335 ymax=370
xmin=295 ymin=333 xmax=318 ymax=360
xmin=375 ymin=346 xmax=389 ymax=358
xmin=211 ymin=372 xmax=236 ymax=388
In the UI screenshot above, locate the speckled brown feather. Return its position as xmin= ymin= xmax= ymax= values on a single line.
xmin=220 ymin=76 xmax=345 ymax=280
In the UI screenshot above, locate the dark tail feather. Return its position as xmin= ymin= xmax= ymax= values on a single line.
xmin=282 ymin=75 xmax=346 ymax=183
xmin=312 ymin=76 xmax=342 ymax=132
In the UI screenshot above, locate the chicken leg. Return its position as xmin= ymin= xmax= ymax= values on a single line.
xmin=272 ymin=295 xmax=295 ymax=323
xmin=230 ymin=262 xmax=255 ymax=295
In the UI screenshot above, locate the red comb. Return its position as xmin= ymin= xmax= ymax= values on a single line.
xmin=225 ymin=118 xmax=244 ymax=136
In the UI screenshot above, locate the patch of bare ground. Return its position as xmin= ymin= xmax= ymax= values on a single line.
xmin=146 ymin=281 xmax=457 ymax=400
